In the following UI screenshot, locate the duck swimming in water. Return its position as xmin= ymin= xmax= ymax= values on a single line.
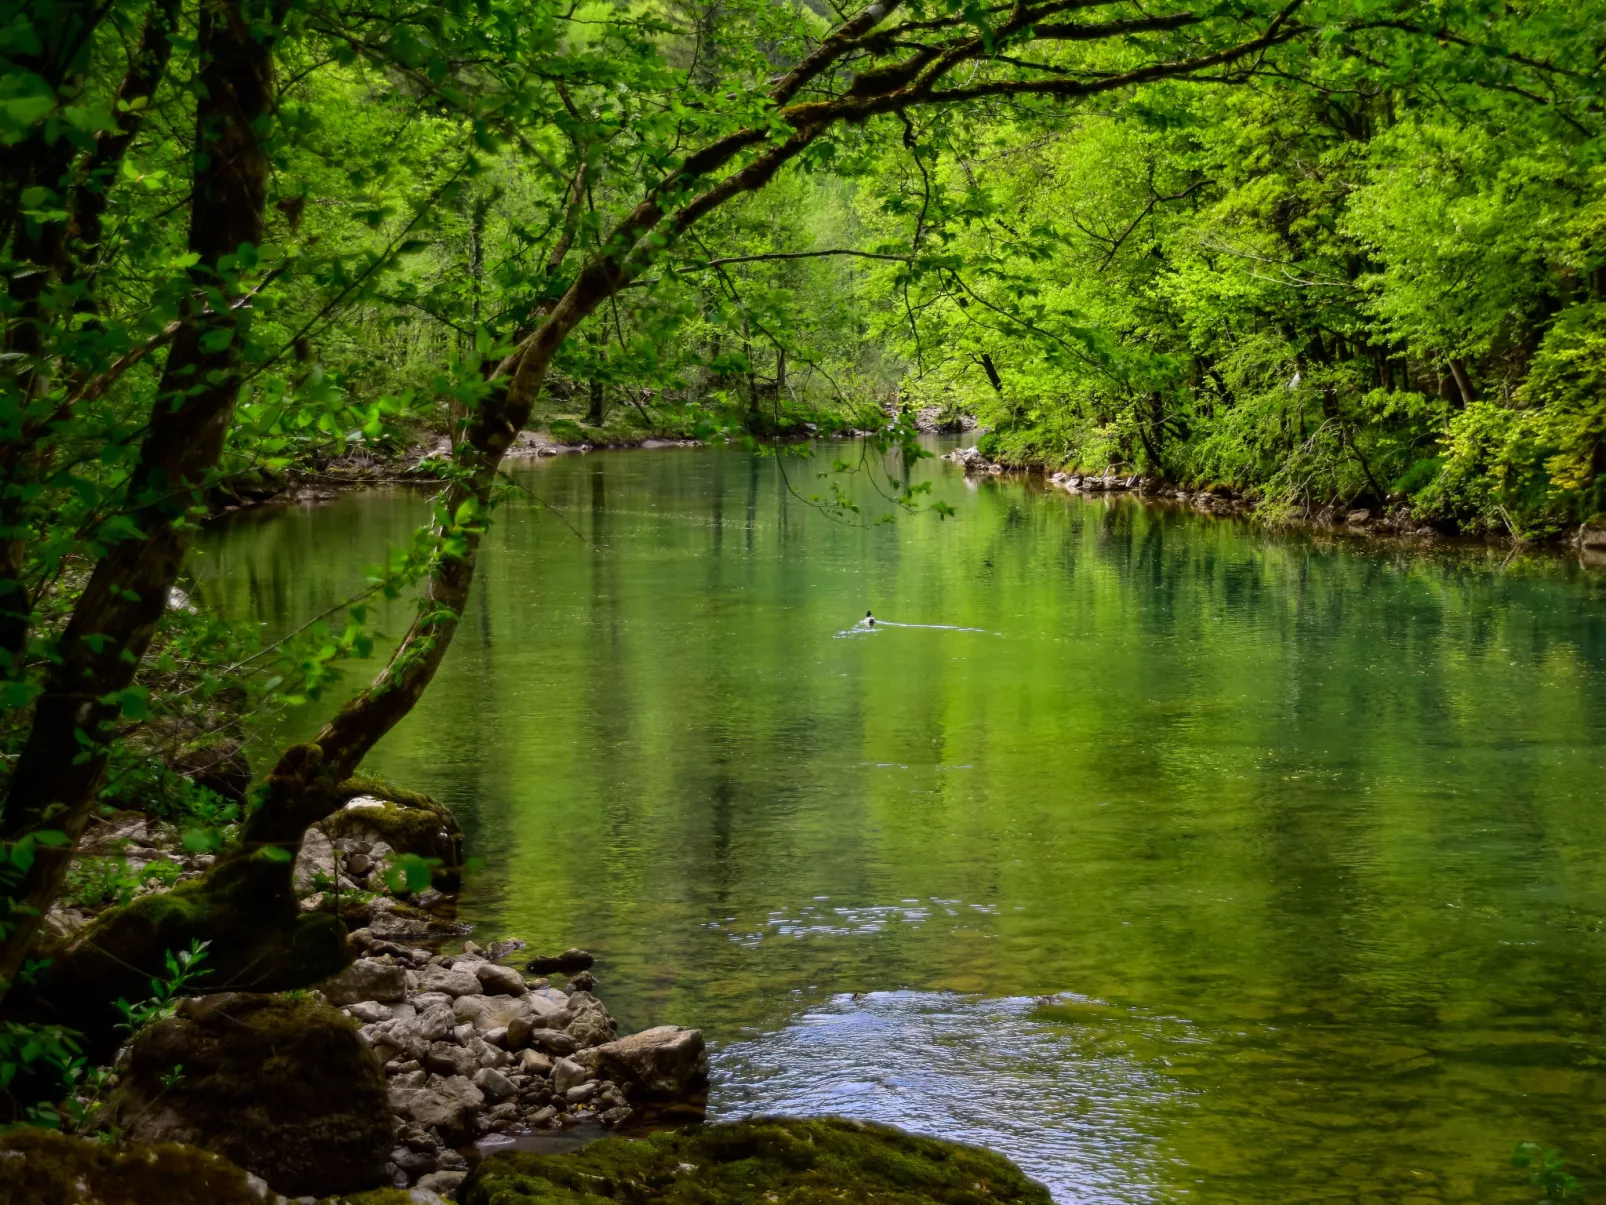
xmin=864 ymin=610 xmax=875 ymax=627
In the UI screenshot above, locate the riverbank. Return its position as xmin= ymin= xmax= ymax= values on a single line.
xmin=942 ymin=445 xmax=1606 ymax=568
xmin=27 ymin=782 xmax=710 ymax=1202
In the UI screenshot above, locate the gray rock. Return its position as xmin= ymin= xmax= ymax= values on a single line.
xmin=416 ymin=1003 xmax=456 ymax=1042
xmin=453 ymin=993 xmax=531 ymax=1033
xmin=417 ymin=1171 xmax=466 ymax=1197
xmin=452 ymin=1022 xmax=476 ymax=1046
xmin=388 ymin=1075 xmax=485 ymax=1143
xmin=595 ymin=1026 xmax=708 ymax=1100
xmin=320 ymin=958 xmax=407 ymax=1007
xmin=412 ymin=992 xmax=454 ymax=1013
xmin=473 ymin=1067 xmax=516 ymax=1103
xmin=565 ymin=1082 xmax=599 ymax=1104
xmin=564 ymin=992 xmax=616 ymax=1048
xmin=393 ymin=1146 xmax=437 ymax=1175
xmin=475 ymin=962 xmax=527 ymax=996
xmin=516 ymin=1027 xmax=578 ymax=1057
xmin=518 ymin=1049 xmax=553 ymax=1076
xmin=347 ymin=1000 xmax=393 ymax=1024
xmin=417 ymin=965 xmax=483 ymax=997
xmin=550 ymin=1057 xmax=591 ymax=1094
xmin=292 ymin=827 xmax=337 ymax=895
xmin=425 ymin=1042 xmax=479 ymax=1079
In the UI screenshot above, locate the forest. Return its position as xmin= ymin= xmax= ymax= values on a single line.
xmin=1 ymin=0 xmax=1604 ymax=1200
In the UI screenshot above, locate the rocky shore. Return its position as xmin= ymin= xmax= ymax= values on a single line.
xmin=307 ymin=936 xmax=706 ymax=1198
xmin=944 ymin=445 xmax=1606 ymax=561
xmin=27 ymin=782 xmax=707 ymax=1204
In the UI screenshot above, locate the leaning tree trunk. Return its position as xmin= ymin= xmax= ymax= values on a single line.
xmin=0 ymin=0 xmax=283 ymax=997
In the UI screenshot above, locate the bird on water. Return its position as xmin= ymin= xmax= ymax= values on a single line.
xmin=864 ymin=610 xmax=875 ymax=627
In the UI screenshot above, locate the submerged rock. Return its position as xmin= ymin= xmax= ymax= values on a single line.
xmin=458 ymin=1116 xmax=1053 ymax=1204
xmin=525 ymin=947 xmax=593 ymax=975
xmin=112 ymin=992 xmax=392 ymax=1197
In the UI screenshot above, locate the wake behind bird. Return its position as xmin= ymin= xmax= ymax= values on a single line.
xmin=837 ymin=615 xmax=992 ymax=638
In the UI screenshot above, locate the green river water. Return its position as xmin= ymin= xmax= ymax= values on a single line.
xmin=194 ymin=441 xmax=1606 ymax=1204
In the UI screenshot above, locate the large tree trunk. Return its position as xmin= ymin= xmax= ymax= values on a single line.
xmin=0 ymin=0 xmax=282 ymax=996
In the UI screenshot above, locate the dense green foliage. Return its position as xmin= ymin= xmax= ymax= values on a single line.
xmin=816 ymin=18 xmax=1606 ymax=535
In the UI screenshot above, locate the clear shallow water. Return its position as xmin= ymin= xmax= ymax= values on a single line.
xmin=194 ymin=442 xmax=1606 ymax=1203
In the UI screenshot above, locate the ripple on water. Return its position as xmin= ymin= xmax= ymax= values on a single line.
xmin=708 ymin=991 xmax=1183 ymax=1204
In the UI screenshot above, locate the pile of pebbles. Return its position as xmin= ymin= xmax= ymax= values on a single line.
xmin=296 ymin=822 xmax=450 ymax=914
xmin=322 ymin=936 xmax=703 ymax=1198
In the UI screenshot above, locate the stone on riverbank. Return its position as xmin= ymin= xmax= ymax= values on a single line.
xmin=340 ymin=935 xmax=708 ymax=1191
xmin=389 ymin=1074 xmax=485 ymax=1142
xmin=458 ymin=1116 xmax=1054 ymax=1204
xmin=322 ymin=956 xmax=409 ymax=1006
xmin=113 ymin=992 xmax=392 ymax=1196
xmin=594 ymin=1025 xmax=707 ymax=1099
xmin=944 ymin=445 xmax=1003 ymax=475
xmin=322 ymin=778 xmax=465 ymax=892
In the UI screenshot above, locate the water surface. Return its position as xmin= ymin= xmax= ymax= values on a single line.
xmin=195 ymin=442 xmax=1606 ymax=1203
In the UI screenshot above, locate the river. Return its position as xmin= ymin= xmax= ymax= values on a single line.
xmin=194 ymin=440 xmax=1606 ymax=1204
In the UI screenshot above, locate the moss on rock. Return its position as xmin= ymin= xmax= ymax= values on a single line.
xmin=324 ymin=777 xmax=464 ymax=891
xmin=19 ymin=851 xmax=350 ymax=1054
xmin=459 ymin=1117 xmax=1053 ymax=1205
xmin=111 ymin=991 xmax=392 ymax=1197
xmin=0 ymin=1126 xmax=261 ymax=1205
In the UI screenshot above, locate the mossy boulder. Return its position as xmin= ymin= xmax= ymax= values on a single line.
xmin=0 ymin=1126 xmax=261 ymax=1205
xmin=112 ymin=992 xmax=392 ymax=1197
xmin=324 ymin=777 xmax=465 ymax=892
xmin=459 ymin=1116 xmax=1053 ymax=1205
